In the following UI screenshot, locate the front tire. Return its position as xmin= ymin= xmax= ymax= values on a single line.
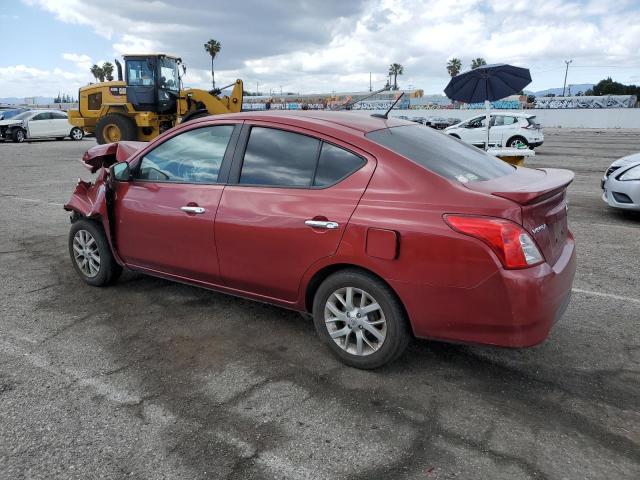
xmin=70 ymin=127 xmax=84 ymax=141
xmin=12 ymin=128 xmax=26 ymax=143
xmin=96 ymin=114 xmax=136 ymax=144
xmin=312 ymin=269 xmax=410 ymax=369
xmin=68 ymin=218 xmax=122 ymax=286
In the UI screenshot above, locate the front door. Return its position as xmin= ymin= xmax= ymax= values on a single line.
xmin=114 ymin=124 xmax=238 ymax=283
xmin=215 ymin=124 xmax=375 ymax=302
xmin=464 ymin=116 xmax=488 ymax=146
xmin=27 ymin=112 xmax=51 ymax=137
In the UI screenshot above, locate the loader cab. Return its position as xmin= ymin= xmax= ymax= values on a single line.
xmin=124 ymin=54 xmax=180 ymax=114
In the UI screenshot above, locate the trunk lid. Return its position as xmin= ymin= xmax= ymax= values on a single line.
xmin=81 ymin=141 xmax=146 ymax=173
xmin=465 ymin=167 xmax=574 ymax=265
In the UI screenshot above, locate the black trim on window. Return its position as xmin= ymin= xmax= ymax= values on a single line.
xmin=227 ymin=124 xmax=367 ymax=189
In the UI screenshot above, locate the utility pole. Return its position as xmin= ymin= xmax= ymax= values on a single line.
xmin=256 ymin=81 xmax=259 ymax=96
xmin=280 ymin=85 xmax=283 ymax=95
xmin=369 ymin=72 xmax=372 ymax=92
xmin=562 ymin=60 xmax=573 ymax=97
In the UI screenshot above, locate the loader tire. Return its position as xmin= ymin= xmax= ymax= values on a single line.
xmin=96 ymin=114 xmax=136 ymax=144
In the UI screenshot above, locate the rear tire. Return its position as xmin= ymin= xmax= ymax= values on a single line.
xmin=12 ymin=128 xmax=26 ymax=143
xmin=507 ymin=136 xmax=528 ymax=148
xmin=96 ymin=114 xmax=136 ymax=144
xmin=69 ymin=218 xmax=122 ymax=286
xmin=312 ymin=269 xmax=410 ymax=369
xmin=70 ymin=127 xmax=84 ymax=141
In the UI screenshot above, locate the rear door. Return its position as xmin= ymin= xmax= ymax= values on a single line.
xmin=114 ymin=123 xmax=240 ymax=283
xmin=50 ymin=111 xmax=70 ymax=136
xmin=215 ymin=123 xmax=375 ymax=302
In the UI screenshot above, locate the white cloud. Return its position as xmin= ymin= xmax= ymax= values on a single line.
xmin=13 ymin=0 xmax=640 ymax=96
xmin=62 ymin=53 xmax=93 ymax=70
xmin=0 ymin=64 xmax=90 ymax=98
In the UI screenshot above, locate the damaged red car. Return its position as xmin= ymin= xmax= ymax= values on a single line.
xmin=65 ymin=112 xmax=576 ymax=369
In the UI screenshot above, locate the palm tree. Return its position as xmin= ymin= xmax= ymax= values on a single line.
xmin=471 ymin=58 xmax=487 ymax=70
xmin=204 ymin=39 xmax=222 ymax=89
xmin=446 ymin=58 xmax=462 ymax=77
xmin=90 ymin=64 xmax=103 ymax=82
xmin=388 ymin=63 xmax=404 ymax=90
xmin=102 ymin=62 xmax=115 ymax=82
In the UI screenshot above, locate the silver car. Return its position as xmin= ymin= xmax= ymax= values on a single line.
xmin=601 ymin=153 xmax=640 ymax=211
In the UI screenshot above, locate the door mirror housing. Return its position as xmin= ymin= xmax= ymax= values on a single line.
xmin=112 ymin=162 xmax=131 ymax=182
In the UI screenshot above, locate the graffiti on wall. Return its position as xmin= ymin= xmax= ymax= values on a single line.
xmin=535 ymin=95 xmax=637 ymax=109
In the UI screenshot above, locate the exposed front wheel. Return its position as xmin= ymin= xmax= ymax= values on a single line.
xmin=70 ymin=127 xmax=84 ymax=141
xmin=96 ymin=114 xmax=136 ymax=144
xmin=12 ymin=128 xmax=26 ymax=143
xmin=313 ymin=270 xmax=410 ymax=369
xmin=68 ymin=218 xmax=122 ymax=286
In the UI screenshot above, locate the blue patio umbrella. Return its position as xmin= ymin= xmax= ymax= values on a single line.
xmin=444 ymin=64 xmax=532 ymax=149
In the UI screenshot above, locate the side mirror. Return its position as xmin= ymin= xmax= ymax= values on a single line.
xmin=112 ymin=162 xmax=131 ymax=182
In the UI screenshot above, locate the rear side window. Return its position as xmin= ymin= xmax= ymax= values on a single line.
xmin=137 ymin=125 xmax=234 ymax=183
xmin=240 ymin=127 xmax=320 ymax=186
xmin=32 ymin=113 xmax=51 ymax=120
xmin=51 ymin=111 xmax=68 ymax=119
xmin=366 ymin=124 xmax=513 ymax=183
xmin=313 ymin=143 xmax=365 ymax=187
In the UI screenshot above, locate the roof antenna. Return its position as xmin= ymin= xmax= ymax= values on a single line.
xmin=371 ymin=92 xmax=405 ymax=119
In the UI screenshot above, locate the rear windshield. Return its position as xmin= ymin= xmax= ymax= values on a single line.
xmin=366 ymin=124 xmax=513 ymax=183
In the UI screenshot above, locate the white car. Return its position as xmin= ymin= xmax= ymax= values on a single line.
xmin=601 ymin=153 xmax=640 ymax=211
xmin=444 ymin=112 xmax=543 ymax=149
xmin=0 ymin=109 xmax=84 ymax=143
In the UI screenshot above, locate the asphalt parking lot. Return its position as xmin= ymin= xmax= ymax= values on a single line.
xmin=0 ymin=128 xmax=639 ymax=480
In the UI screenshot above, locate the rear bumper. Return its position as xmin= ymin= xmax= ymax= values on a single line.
xmin=394 ymin=235 xmax=576 ymax=348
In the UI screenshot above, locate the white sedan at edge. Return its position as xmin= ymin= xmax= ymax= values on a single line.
xmin=0 ymin=109 xmax=84 ymax=143
xmin=444 ymin=112 xmax=544 ymax=149
xmin=601 ymin=152 xmax=640 ymax=211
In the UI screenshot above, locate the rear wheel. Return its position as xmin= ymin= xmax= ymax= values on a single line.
xmin=70 ymin=127 xmax=84 ymax=141
xmin=312 ymin=269 xmax=410 ymax=369
xmin=69 ymin=218 xmax=122 ymax=286
xmin=12 ymin=128 xmax=26 ymax=143
xmin=96 ymin=114 xmax=136 ymax=144
xmin=507 ymin=136 xmax=528 ymax=148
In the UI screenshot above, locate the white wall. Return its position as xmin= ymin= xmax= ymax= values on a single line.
xmin=386 ymin=108 xmax=640 ymax=129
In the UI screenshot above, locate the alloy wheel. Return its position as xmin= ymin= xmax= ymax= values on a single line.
xmin=72 ymin=229 xmax=100 ymax=278
xmin=71 ymin=128 xmax=83 ymax=140
xmin=324 ymin=286 xmax=387 ymax=356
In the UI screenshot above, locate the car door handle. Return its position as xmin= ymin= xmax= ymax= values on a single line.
xmin=305 ymin=219 xmax=339 ymax=229
xmin=181 ymin=206 xmax=205 ymax=214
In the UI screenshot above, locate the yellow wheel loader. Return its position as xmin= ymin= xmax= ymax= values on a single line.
xmin=69 ymin=54 xmax=243 ymax=144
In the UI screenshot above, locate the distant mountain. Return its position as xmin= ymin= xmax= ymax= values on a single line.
xmin=0 ymin=96 xmax=55 ymax=105
xmin=524 ymin=84 xmax=594 ymax=97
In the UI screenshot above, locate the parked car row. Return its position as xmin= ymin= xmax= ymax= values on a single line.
xmin=0 ymin=109 xmax=84 ymax=143
xmin=405 ymin=115 xmax=461 ymax=130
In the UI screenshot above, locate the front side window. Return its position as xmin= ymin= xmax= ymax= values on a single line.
xmin=127 ymin=60 xmax=155 ymax=86
xmin=136 ymin=125 xmax=234 ymax=183
xmin=366 ymin=124 xmax=513 ymax=183
xmin=467 ymin=117 xmax=486 ymax=128
xmin=239 ymin=127 xmax=320 ymax=186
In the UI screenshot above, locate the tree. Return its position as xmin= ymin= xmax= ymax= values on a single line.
xmin=446 ymin=58 xmax=462 ymax=77
xmin=102 ymin=62 xmax=115 ymax=81
xmin=470 ymin=58 xmax=487 ymax=69
xmin=388 ymin=63 xmax=404 ymax=90
xmin=90 ymin=64 xmax=103 ymax=82
xmin=204 ymin=39 xmax=222 ymax=89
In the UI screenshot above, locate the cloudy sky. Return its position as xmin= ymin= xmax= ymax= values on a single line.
xmin=1 ymin=0 xmax=639 ymax=98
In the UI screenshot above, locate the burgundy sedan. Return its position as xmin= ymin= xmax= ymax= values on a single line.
xmin=65 ymin=111 xmax=576 ymax=369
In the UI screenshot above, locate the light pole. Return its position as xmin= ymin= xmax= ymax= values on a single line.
xmin=256 ymin=81 xmax=259 ymax=96
xmin=562 ymin=60 xmax=573 ymax=97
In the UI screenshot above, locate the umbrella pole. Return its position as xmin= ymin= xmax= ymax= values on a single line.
xmin=485 ymin=100 xmax=490 ymax=151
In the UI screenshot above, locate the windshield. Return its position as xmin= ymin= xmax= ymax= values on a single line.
xmin=10 ymin=111 xmax=34 ymax=120
xmin=159 ymin=59 xmax=179 ymax=91
xmin=366 ymin=124 xmax=514 ymax=183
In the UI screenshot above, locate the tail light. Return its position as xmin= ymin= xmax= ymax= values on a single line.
xmin=444 ymin=215 xmax=544 ymax=269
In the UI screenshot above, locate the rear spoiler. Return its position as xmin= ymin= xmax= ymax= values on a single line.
xmin=465 ymin=168 xmax=574 ymax=205
xmin=81 ymin=141 xmax=146 ymax=173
